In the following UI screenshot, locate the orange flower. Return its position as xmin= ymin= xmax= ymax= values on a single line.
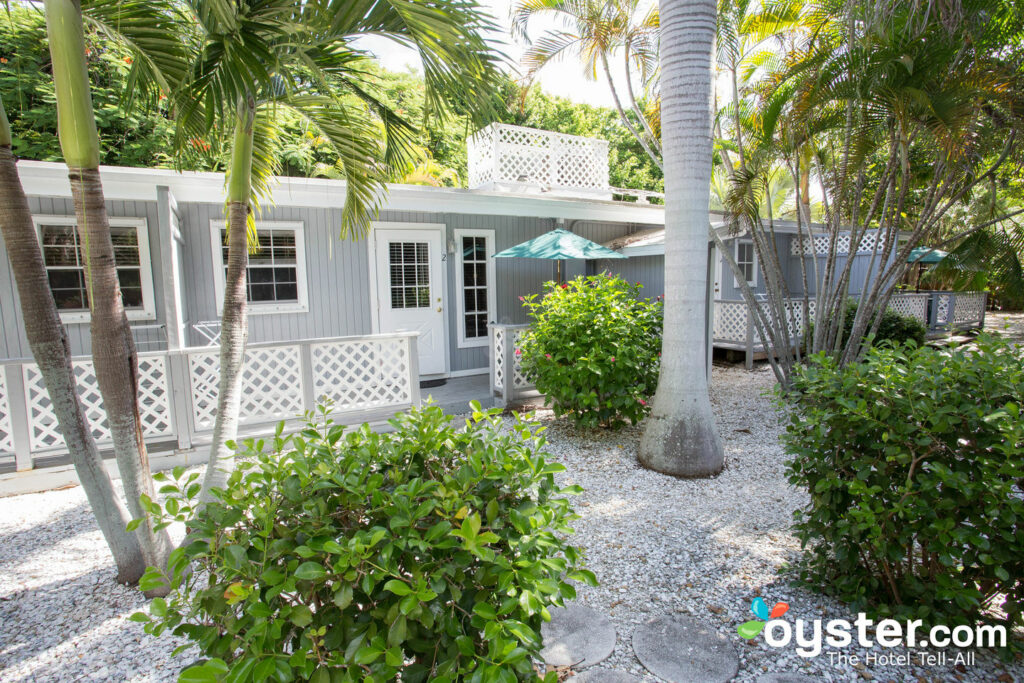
xmin=124 ymin=56 xmax=133 ymax=65
xmin=0 ymin=57 xmax=7 ymax=64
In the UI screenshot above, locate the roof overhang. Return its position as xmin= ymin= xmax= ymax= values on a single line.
xmin=15 ymin=160 xmax=666 ymax=225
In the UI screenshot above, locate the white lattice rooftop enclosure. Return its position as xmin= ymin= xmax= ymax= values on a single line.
xmin=468 ymin=123 xmax=611 ymax=199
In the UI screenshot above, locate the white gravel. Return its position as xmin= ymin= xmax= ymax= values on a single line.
xmin=1 ymin=364 xmax=1022 ymax=682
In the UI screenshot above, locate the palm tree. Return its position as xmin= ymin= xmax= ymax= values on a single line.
xmin=514 ymin=0 xmax=663 ymax=170
xmin=172 ymin=0 xmax=500 ymax=499
xmin=43 ymin=0 xmax=179 ymax=573
xmin=637 ymin=0 xmax=723 ymax=476
xmin=0 ymin=95 xmax=147 ymax=583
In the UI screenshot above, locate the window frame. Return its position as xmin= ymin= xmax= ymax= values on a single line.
xmin=210 ymin=220 xmax=309 ymax=315
xmin=453 ymin=228 xmax=496 ymax=349
xmin=33 ymin=215 xmax=156 ymax=324
xmin=734 ymin=239 xmax=758 ymax=289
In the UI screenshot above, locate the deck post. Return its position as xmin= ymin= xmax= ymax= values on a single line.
xmin=299 ymin=341 xmax=316 ymax=412
xmin=407 ymin=333 xmax=421 ymax=408
xmin=705 ymin=243 xmax=714 ymax=380
xmin=744 ymin=309 xmax=754 ymax=371
xmin=5 ymin=363 xmax=34 ymax=471
xmin=488 ymin=324 xmax=496 ymax=397
xmin=166 ymin=351 xmax=194 ymax=451
xmin=501 ymin=326 xmax=515 ymax=406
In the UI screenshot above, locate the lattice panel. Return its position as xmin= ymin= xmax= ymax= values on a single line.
xmin=934 ymin=294 xmax=951 ymax=325
xmin=887 ymin=294 xmax=929 ymax=323
xmin=791 ymin=231 xmax=888 ymax=257
xmin=510 ymin=329 xmax=532 ymax=389
xmin=492 ymin=326 xmax=505 ymax=390
xmin=752 ymin=300 xmax=816 ymax=343
xmin=952 ymin=292 xmax=986 ymax=326
xmin=714 ymin=301 xmax=749 ymax=341
xmin=189 ymin=346 xmax=304 ymax=431
xmin=23 ymin=354 xmax=173 ymax=452
xmin=312 ymin=338 xmax=412 ymax=411
xmin=0 ymin=371 xmax=14 ymax=453
xmin=468 ymin=123 xmax=609 ymax=192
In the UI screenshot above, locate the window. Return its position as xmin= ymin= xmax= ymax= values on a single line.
xmin=454 ymin=229 xmax=495 ymax=348
xmin=34 ymin=216 xmax=155 ymax=322
xmin=735 ymin=240 xmax=757 ymax=288
xmin=388 ymin=242 xmax=431 ymax=309
xmin=210 ymin=221 xmax=308 ymax=314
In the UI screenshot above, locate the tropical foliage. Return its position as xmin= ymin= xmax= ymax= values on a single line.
xmin=713 ymin=0 xmax=1024 ymax=385
xmin=133 ymin=405 xmax=594 ymax=682
xmin=783 ymin=335 xmax=1024 ymax=632
xmin=519 ymin=275 xmax=663 ymax=429
xmin=0 ymin=5 xmax=662 ymax=194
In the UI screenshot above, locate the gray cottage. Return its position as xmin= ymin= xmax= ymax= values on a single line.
xmin=0 ymin=124 xmax=986 ymax=490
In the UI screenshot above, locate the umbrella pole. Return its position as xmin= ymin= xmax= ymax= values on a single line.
xmin=556 ymin=260 xmax=563 ymax=284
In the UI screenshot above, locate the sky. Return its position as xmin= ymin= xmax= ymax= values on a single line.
xmin=352 ymin=0 xmax=629 ymax=109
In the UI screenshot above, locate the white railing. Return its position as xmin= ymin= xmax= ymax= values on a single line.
xmin=489 ymin=323 xmax=536 ymax=405
xmin=468 ymin=123 xmax=610 ymax=199
xmin=0 ymin=332 xmax=420 ymax=473
xmin=713 ymin=291 xmax=986 ymax=367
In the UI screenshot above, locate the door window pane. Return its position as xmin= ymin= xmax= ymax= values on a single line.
xmin=388 ymin=241 xmax=430 ymax=309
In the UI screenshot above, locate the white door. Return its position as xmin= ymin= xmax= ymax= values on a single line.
xmin=374 ymin=229 xmax=447 ymax=376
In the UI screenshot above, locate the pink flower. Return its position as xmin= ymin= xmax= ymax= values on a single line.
xmin=561 ymin=283 xmax=568 ymax=289
xmin=636 ymin=281 xmax=641 ymax=286
xmin=639 ymin=398 xmax=647 ymax=406
xmin=545 ymin=353 xmax=552 ymax=359
xmin=610 ymin=357 xmax=616 ymax=362
xmin=515 ymin=348 xmax=521 ymax=356
xmin=518 ymin=296 xmax=524 ymax=302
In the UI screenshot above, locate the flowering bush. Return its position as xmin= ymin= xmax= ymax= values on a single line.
xmin=519 ymin=274 xmax=662 ymax=429
xmin=132 ymin=404 xmax=594 ymax=682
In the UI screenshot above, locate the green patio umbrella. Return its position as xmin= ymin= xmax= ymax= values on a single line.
xmin=907 ymin=246 xmax=948 ymax=264
xmin=493 ymin=228 xmax=626 ymax=282
xmin=907 ymin=246 xmax=948 ymax=291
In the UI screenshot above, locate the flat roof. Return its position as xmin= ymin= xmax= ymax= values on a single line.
xmin=15 ymin=160 xmax=665 ymax=225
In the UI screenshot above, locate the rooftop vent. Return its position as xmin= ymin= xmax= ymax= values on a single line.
xmin=467 ymin=123 xmax=611 ymax=200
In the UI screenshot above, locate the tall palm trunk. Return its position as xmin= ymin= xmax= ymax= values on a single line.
xmin=44 ymin=0 xmax=172 ymax=575
xmin=637 ymin=0 xmax=723 ymax=477
xmin=200 ymin=100 xmax=254 ymax=500
xmin=0 ymin=97 xmax=146 ymax=583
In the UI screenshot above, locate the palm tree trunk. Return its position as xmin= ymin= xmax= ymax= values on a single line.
xmin=638 ymin=0 xmax=723 ymax=477
xmin=44 ymin=0 xmax=172 ymax=579
xmin=0 ymin=98 xmax=146 ymax=583
xmin=200 ymin=100 xmax=254 ymax=501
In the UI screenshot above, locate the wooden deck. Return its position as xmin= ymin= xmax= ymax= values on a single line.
xmin=0 ymin=374 xmax=494 ymax=496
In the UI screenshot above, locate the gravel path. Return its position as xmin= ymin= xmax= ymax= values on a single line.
xmin=986 ymin=311 xmax=1024 ymax=345
xmin=1 ymin=365 xmax=1022 ymax=682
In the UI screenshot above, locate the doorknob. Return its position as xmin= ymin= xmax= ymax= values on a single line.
xmin=437 ymin=306 xmax=443 ymax=313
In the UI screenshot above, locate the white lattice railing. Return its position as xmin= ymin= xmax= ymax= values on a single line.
xmin=22 ymin=354 xmax=174 ymax=453
xmin=790 ymin=230 xmax=889 ymax=257
xmin=0 ymin=332 xmax=420 ymax=473
xmin=468 ymin=123 xmax=610 ymax=198
xmin=489 ymin=323 xmax=534 ymax=403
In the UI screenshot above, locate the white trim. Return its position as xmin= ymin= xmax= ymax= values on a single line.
xmin=734 ymin=239 xmax=758 ymax=289
xmin=448 ymin=367 xmax=489 ymax=378
xmin=209 ymin=220 xmax=309 ymax=315
xmin=15 ymin=160 xmax=666 ymax=225
xmin=32 ymin=215 xmax=156 ymax=324
xmin=618 ymin=244 xmax=665 ymax=258
xmin=452 ymin=229 xmax=496 ymax=349
xmin=367 ymin=222 xmax=450 ymax=376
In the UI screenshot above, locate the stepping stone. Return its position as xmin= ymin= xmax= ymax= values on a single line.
xmin=571 ymin=668 xmax=642 ymax=683
xmin=632 ymin=616 xmax=739 ymax=683
xmin=755 ymin=675 xmax=818 ymax=683
xmin=540 ymin=604 xmax=617 ymax=668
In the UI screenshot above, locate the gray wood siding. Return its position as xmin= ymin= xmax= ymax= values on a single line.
xmin=0 ymin=196 xmax=166 ymax=359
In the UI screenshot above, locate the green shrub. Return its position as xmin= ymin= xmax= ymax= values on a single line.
xmin=810 ymin=299 xmax=927 ymax=349
xmin=783 ymin=334 xmax=1024 ymax=631
xmin=518 ymin=274 xmax=662 ymax=429
xmin=133 ymin=404 xmax=594 ymax=682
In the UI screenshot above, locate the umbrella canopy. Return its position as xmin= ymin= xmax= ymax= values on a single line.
xmin=907 ymin=246 xmax=948 ymax=264
xmin=493 ymin=228 xmax=627 ymax=260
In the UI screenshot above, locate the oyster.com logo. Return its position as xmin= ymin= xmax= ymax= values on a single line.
xmin=738 ymin=597 xmax=789 ymax=640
